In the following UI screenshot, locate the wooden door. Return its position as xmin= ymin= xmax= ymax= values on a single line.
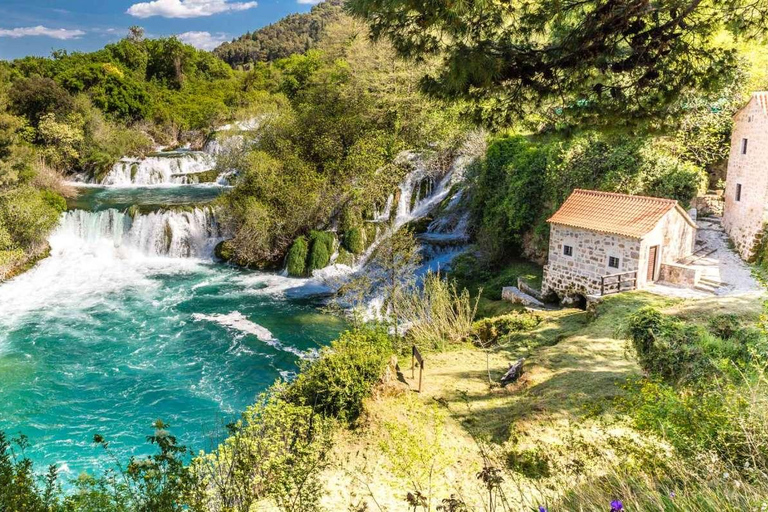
xmin=647 ymin=246 xmax=658 ymax=282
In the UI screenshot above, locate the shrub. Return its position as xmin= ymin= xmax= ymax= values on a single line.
xmin=287 ymin=327 xmax=392 ymax=423
xmin=190 ymin=389 xmax=334 ymax=512
xmin=307 ymin=231 xmax=333 ymax=272
xmin=40 ymin=190 xmax=66 ymax=213
xmin=619 ymin=370 xmax=768 ymax=473
xmin=309 ymin=230 xmax=335 ymax=254
xmin=626 ymin=307 xmax=764 ymax=383
xmin=344 ymin=227 xmax=365 ymax=254
xmin=286 ymin=236 xmax=309 ymax=276
xmin=471 ymin=312 xmax=542 ymax=346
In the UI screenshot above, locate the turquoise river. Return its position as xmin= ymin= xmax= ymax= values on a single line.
xmin=0 ymin=184 xmax=344 ymax=478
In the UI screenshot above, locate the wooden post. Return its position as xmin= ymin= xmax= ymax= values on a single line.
xmin=412 ymin=345 xmax=424 ymax=393
xmin=418 ymin=359 xmax=424 ymax=393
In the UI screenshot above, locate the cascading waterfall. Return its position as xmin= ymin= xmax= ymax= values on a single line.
xmin=53 ymin=208 xmax=223 ymax=259
xmin=100 ymin=152 xmax=217 ymax=186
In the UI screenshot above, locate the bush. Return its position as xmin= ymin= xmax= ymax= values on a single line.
xmin=286 ymin=236 xmax=309 ymax=276
xmin=307 ymin=231 xmax=333 ymax=272
xmin=190 ymin=388 xmax=334 ymax=512
xmin=626 ymin=307 xmax=763 ymax=383
xmin=344 ymin=227 xmax=365 ymax=254
xmin=40 ymin=189 xmax=66 ymax=213
xmin=471 ymin=312 xmax=542 ymax=346
xmin=288 ymin=327 xmax=392 ymax=423
xmin=0 ymin=186 xmax=61 ymax=249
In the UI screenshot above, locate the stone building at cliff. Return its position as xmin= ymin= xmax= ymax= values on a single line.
xmin=542 ymin=189 xmax=698 ymax=299
xmin=723 ymin=91 xmax=768 ymax=260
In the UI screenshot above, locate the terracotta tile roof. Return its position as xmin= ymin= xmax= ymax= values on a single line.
xmin=735 ymin=91 xmax=768 ymax=117
xmin=547 ymin=189 xmax=696 ymax=239
xmin=754 ymin=92 xmax=768 ymax=116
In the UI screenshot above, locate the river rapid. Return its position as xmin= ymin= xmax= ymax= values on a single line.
xmin=0 ymin=154 xmax=344 ymax=478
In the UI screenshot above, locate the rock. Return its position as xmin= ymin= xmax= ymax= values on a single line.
xmin=501 ymin=358 xmax=525 ymax=387
xmin=501 ymin=286 xmax=546 ymax=308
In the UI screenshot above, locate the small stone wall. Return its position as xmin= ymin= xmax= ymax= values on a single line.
xmin=659 ymin=262 xmax=701 ymax=287
xmin=691 ymin=194 xmax=724 ymax=217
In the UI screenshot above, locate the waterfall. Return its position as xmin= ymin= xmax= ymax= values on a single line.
xmin=53 ymin=208 xmax=223 ymax=259
xmin=100 ymin=152 xmax=217 ymax=186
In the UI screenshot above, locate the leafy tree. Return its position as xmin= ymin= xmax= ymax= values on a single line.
xmin=57 ymin=63 xmax=151 ymax=120
xmin=347 ymin=0 xmax=768 ymax=127
xmin=9 ymin=77 xmax=73 ymax=124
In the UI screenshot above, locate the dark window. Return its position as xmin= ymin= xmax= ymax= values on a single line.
xmin=608 ymin=256 xmax=620 ymax=269
xmin=563 ymin=245 xmax=573 ymax=256
xmin=736 ymin=183 xmax=742 ymax=202
xmin=742 ymin=138 xmax=749 ymax=154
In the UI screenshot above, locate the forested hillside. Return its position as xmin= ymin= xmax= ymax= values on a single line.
xmin=213 ymin=0 xmax=345 ymax=68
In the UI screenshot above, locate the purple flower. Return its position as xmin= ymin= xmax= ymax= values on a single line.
xmin=539 ymin=507 xmax=548 ymax=512
xmin=610 ymin=500 xmax=623 ymax=512
xmin=669 ymin=491 xmax=676 ymax=499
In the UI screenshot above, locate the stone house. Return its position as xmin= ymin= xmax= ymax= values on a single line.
xmin=542 ymin=189 xmax=698 ymax=299
xmin=723 ymin=91 xmax=768 ymax=260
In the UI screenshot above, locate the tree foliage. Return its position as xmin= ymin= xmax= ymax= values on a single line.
xmin=347 ymin=0 xmax=768 ymax=127
xmin=213 ymin=0 xmax=345 ymax=67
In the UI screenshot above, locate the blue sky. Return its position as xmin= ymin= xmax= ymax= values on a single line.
xmin=0 ymin=0 xmax=319 ymax=60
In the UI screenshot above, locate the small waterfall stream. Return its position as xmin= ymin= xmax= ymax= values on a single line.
xmin=55 ymin=208 xmax=223 ymax=259
xmin=100 ymin=152 xmax=217 ymax=186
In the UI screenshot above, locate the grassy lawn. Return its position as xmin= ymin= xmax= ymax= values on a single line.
xmin=321 ymin=289 xmax=765 ymax=510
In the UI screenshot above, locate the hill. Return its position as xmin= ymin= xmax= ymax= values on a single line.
xmin=213 ymin=0 xmax=346 ymax=68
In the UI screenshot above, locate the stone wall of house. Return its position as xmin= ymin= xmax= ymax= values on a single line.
xmin=542 ymin=225 xmax=641 ymax=297
xmin=723 ymin=96 xmax=768 ymax=260
xmin=636 ymin=208 xmax=697 ymax=287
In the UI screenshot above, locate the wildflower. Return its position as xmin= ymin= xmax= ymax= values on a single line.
xmin=669 ymin=491 xmax=675 ymax=499
xmin=539 ymin=507 xmax=548 ymax=512
xmin=723 ymin=472 xmax=730 ymax=479
xmin=610 ymin=500 xmax=623 ymax=512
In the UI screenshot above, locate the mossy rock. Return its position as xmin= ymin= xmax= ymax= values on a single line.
xmin=215 ymin=240 xmax=235 ymax=262
xmin=343 ymin=227 xmax=366 ymax=255
xmin=172 ymin=169 xmax=220 ymax=183
xmin=286 ymin=236 xmax=309 ymax=277
xmin=335 ymin=247 xmax=355 ymax=266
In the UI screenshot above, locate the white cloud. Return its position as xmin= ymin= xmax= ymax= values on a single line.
xmin=297 ymin=0 xmax=322 ymax=4
xmin=177 ymin=31 xmax=228 ymax=50
xmin=127 ymin=0 xmax=257 ymax=18
xmin=0 ymin=26 xmax=85 ymax=40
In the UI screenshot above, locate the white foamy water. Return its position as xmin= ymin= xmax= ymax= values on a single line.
xmin=192 ymin=312 xmax=315 ymax=359
xmin=55 ymin=208 xmax=222 ymax=259
xmin=100 ymin=152 xmax=216 ymax=186
xmin=0 ymin=208 xmax=225 ymax=327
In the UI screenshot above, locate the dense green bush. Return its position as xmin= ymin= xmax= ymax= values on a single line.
xmin=286 ymin=236 xmax=309 ymax=276
xmin=0 ymin=187 xmax=61 ymax=249
xmin=307 ymin=231 xmax=334 ymax=272
xmin=190 ymin=388 xmax=334 ymax=512
xmin=471 ymin=311 xmax=542 ymax=346
xmin=288 ymin=327 xmax=393 ymax=423
xmin=626 ymin=307 xmax=763 ymax=383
